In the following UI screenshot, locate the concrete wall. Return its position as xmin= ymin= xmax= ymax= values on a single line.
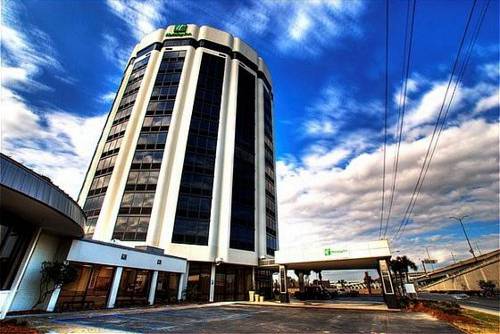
xmin=9 ymin=231 xmax=68 ymax=312
xmin=423 ymin=258 xmax=499 ymax=292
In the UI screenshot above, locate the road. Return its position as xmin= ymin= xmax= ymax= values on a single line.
xmin=419 ymin=292 xmax=499 ymax=313
xmin=25 ymin=304 xmax=461 ymax=333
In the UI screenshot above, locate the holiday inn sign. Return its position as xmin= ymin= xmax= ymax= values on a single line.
xmin=166 ymin=24 xmax=192 ymax=37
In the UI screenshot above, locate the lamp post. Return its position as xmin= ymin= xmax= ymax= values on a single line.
xmin=449 ymin=215 xmax=477 ymax=261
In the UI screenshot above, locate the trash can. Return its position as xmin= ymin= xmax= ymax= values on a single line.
xmin=254 ymin=293 xmax=260 ymax=302
xmin=249 ymin=291 xmax=255 ymax=302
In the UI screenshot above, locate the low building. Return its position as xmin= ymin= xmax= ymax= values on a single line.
xmin=0 ymin=154 xmax=187 ymax=318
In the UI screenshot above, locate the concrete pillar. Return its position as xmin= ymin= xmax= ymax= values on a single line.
xmin=252 ymin=267 xmax=256 ymax=291
xmin=209 ymin=263 xmax=216 ymax=302
xmin=148 ymin=271 xmax=159 ymax=305
xmin=278 ymin=265 xmax=289 ymax=303
xmin=177 ymin=262 xmax=189 ymax=301
xmin=46 ymin=286 xmax=61 ymax=312
xmin=107 ymin=266 xmax=123 ymax=308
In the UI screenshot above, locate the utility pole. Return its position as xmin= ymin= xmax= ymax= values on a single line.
xmin=450 ymin=251 xmax=457 ymax=264
xmin=449 ymin=215 xmax=477 ymax=261
xmin=474 ymin=241 xmax=482 ymax=255
xmin=426 ymin=247 xmax=435 ymax=271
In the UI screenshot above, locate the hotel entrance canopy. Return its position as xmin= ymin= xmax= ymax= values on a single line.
xmin=274 ymin=240 xmax=391 ymax=270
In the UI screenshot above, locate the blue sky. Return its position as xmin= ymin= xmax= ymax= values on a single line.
xmin=2 ymin=0 xmax=499 ymax=278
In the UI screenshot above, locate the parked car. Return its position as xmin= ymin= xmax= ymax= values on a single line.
xmin=451 ymin=293 xmax=469 ymax=300
xmin=295 ymin=286 xmax=331 ymax=300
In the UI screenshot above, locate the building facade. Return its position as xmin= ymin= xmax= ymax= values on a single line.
xmin=79 ymin=24 xmax=278 ymax=301
xmin=0 ymin=153 xmax=187 ymax=318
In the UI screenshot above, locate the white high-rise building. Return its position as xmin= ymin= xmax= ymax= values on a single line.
xmin=79 ymin=24 xmax=277 ymax=301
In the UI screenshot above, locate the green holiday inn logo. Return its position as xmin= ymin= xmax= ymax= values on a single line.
xmin=324 ymin=248 xmax=347 ymax=256
xmin=166 ymin=24 xmax=192 ymax=37
xmin=174 ymin=24 xmax=187 ymax=33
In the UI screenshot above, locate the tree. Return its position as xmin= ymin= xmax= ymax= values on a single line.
xmin=313 ymin=269 xmax=323 ymax=282
xmin=337 ymin=279 xmax=346 ymax=288
xmin=294 ymin=269 xmax=311 ymax=293
xmin=33 ymin=261 xmax=77 ymax=309
xmin=363 ymin=272 xmax=373 ymax=296
xmin=389 ymin=256 xmax=417 ymax=295
xmin=478 ymin=280 xmax=496 ymax=297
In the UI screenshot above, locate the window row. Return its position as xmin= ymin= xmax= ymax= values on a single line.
xmin=102 ymin=137 xmax=123 ymax=157
xmin=179 ymin=172 xmax=214 ymax=196
xmin=126 ymin=170 xmax=159 ymax=190
xmin=155 ymin=72 xmax=181 ymax=86
xmin=150 ymin=86 xmax=179 ymax=101
xmin=88 ymin=173 xmax=112 ymax=195
xmin=266 ymin=234 xmax=277 ymax=256
xmin=113 ymin=215 xmax=150 ymax=241
xmin=131 ymin=150 xmax=164 ymax=169
xmin=147 ymin=101 xmax=175 ymax=115
xmin=123 ymin=79 xmax=142 ymax=96
xmin=136 ymin=132 xmax=167 ymax=150
xmin=119 ymin=93 xmax=138 ymax=109
xmin=83 ymin=194 xmax=106 ymax=217
xmin=183 ymin=153 xmax=216 ymax=175
xmin=107 ymin=120 xmax=128 ymax=140
xmin=162 ymin=50 xmax=186 ymax=59
xmin=113 ymin=106 xmax=133 ymax=124
xmin=119 ymin=191 xmax=155 ymax=215
xmin=266 ymin=214 xmax=277 ymax=232
xmin=171 ymin=219 xmax=209 ymax=245
xmin=186 ymin=135 xmax=217 ymax=154
xmin=176 ymin=195 xmax=211 ymax=220
xmin=192 ymin=101 xmax=221 ymax=122
xmin=265 ymin=178 xmax=275 ymax=196
xmin=266 ymin=195 xmax=276 ymax=215
xmin=158 ymin=61 xmax=184 ymax=73
xmin=142 ymin=115 xmax=171 ymax=131
xmin=128 ymin=67 xmax=147 ymax=82
xmin=84 ymin=217 xmax=97 ymax=239
xmin=95 ymin=154 xmax=117 ymax=176
xmin=132 ymin=56 xmax=150 ymax=71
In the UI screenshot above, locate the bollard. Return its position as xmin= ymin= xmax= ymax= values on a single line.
xmin=249 ymin=291 xmax=255 ymax=302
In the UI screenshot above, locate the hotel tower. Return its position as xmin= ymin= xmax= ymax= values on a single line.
xmin=78 ymin=24 xmax=278 ymax=301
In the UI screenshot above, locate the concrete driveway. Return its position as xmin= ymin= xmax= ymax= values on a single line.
xmin=23 ymin=304 xmax=461 ymax=333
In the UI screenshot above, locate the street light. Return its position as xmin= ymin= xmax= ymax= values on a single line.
xmin=449 ymin=215 xmax=477 ymax=261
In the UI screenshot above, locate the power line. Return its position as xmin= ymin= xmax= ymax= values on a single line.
xmin=393 ymin=0 xmax=489 ymax=240
xmin=383 ymin=0 xmax=417 ymax=239
xmin=379 ymin=0 xmax=390 ymax=239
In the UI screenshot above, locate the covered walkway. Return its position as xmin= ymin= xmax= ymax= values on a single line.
xmin=271 ymin=240 xmax=399 ymax=308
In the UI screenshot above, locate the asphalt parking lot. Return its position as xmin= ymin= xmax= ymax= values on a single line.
xmin=25 ymin=304 xmax=461 ymax=333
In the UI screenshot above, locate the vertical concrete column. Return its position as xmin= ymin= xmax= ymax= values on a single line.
xmin=148 ymin=271 xmax=159 ymax=305
xmin=107 ymin=266 xmax=123 ymax=308
xmin=46 ymin=287 xmax=61 ymax=312
xmin=177 ymin=262 xmax=189 ymax=301
xmin=278 ymin=265 xmax=289 ymax=303
xmin=252 ymin=267 xmax=256 ymax=291
xmin=209 ymin=263 xmax=216 ymax=302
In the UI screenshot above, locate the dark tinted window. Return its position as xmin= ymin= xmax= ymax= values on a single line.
xmin=229 ymin=67 xmax=256 ymax=251
xmin=172 ymin=53 xmax=225 ymax=246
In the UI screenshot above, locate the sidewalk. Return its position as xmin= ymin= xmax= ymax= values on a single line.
xmin=235 ymin=300 xmax=399 ymax=312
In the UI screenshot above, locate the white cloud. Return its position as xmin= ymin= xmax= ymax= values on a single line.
xmin=225 ymin=0 xmax=365 ymax=55
xmin=474 ymin=89 xmax=499 ymax=113
xmin=277 ymin=119 xmax=499 ymax=259
xmin=305 ymin=119 xmax=337 ymax=137
xmin=1 ymin=2 xmax=108 ymax=199
xmin=1 ymin=91 xmax=106 ymax=198
xmin=100 ymin=91 xmax=117 ymax=104
xmin=105 ymin=0 xmax=166 ymax=40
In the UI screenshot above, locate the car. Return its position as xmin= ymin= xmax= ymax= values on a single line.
xmin=451 ymin=293 xmax=469 ymax=300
